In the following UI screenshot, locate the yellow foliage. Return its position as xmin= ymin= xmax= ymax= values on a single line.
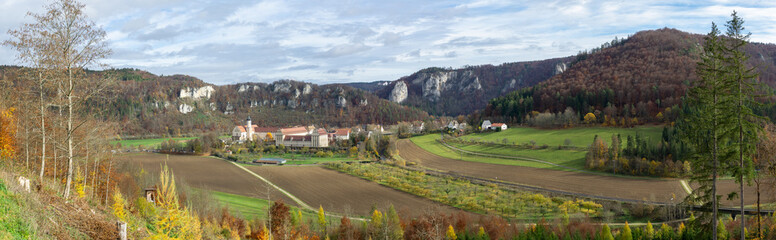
xmin=445 ymin=225 xmax=457 ymax=240
xmin=75 ymin=166 xmax=86 ymax=198
xmin=0 ymin=107 xmax=16 ymax=158
xmin=112 ymin=190 xmax=128 ymax=222
xmin=583 ymin=112 xmax=596 ymax=124
xmin=150 ymin=164 xmax=203 ymax=239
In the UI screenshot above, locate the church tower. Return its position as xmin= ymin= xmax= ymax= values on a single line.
xmin=246 ymin=116 xmax=253 ymax=141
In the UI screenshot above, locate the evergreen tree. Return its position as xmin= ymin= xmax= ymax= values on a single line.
xmin=722 ymin=11 xmax=761 ymax=239
xmin=681 ymin=22 xmax=735 ymax=239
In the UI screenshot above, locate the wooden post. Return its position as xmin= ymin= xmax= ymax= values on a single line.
xmin=116 ymin=221 xmax=127 ymax=240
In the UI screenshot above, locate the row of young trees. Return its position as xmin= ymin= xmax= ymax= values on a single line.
xmin=3 ymin=0 xmax=114 ymax=200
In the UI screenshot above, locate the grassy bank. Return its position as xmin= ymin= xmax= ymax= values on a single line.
xmin=460 ymin=126 xmax=663 ymax=148
xmin=111 ymin=137 xmax=198 ymax=148
xmin=410 ymin=134 xmax=584 ymax=170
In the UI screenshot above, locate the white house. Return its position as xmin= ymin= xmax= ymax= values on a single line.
xmin=333 ymin=128 xmax=351 ymax=141
xmin=481 ymin=120 xmax=492 ymax=131
xmin=490 ymin=123 xmax=508 ymax=131
xmin=447 ymin=120 xmax=459 ymax=129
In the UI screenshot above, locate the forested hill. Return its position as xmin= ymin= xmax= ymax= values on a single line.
xmin=481 ymin=28 xmax=776 ymax=125
xmin=0 ymin=67 xmax=429 ymax=136
xmin=349 ymin=56 xmax=574 ymax=116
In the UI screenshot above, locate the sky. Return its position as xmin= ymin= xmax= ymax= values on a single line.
xmin=1 ymin=0 xmax=775 ymax=85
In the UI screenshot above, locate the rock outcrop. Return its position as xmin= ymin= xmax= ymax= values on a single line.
xmin=178 ymin=103 xmax=193 ymax=114
xmin=179 ymin=86 xmax=215 ymax=100
xmin=389 ymin=81 xmax=408 ymax=103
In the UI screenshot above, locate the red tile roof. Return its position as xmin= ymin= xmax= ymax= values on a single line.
xmin=254 ymin=127 xmax=280 ymax=133
xmin=334 ymin=128 xmax=350 ymax=136
xmin=281 ymin=126 xmax=309 ymax=135
xmin=491 ymin=123 xmax=505 ymax=127
xmin=235 ymin=126 xmax=246 ymax=132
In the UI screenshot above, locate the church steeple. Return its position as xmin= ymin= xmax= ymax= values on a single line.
xmin=246 ymin=116 xmax=253 ymax=141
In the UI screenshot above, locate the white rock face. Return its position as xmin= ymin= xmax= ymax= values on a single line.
xmin=422 ymin=71 xmax=455 ymax=101
xmin=360 ymin=99 xmax=368 ymax=106
xmin=337 ymin=96 xmax=347 ymax=108
xmin=179 ymin=86 xmax=215 ymax=100
xmin=178 ymin=103 xmax=193 ymax=114
xmin=224 ymin=102 xmax=234 ymax=114
xmin=294 ymin=89 xmax=301 ymax=98
xmin=554 ymin=62 xmax=568 ymax=75
xmin=303 ymin=84 xmax=313 ymax=95
xmin=209 ymin=102 xmax=217 ymax=111
xmin=389 ymin=81 xmax=408 ymax=103
xmin=238 ymin=85 xmax=250 ymax=92
xmin=273 ymin=82 xmax=292 ymax=93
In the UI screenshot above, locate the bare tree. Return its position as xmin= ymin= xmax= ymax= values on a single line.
xmin=20 ymin=0 xmax=111 ymax=199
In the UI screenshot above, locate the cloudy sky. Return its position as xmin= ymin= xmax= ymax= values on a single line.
xmin=1 ymin=0 xmax=775 ymax=85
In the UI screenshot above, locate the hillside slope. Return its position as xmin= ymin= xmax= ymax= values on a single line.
xmin=351 ymin=57 xmax=574 ymax=116
xmin=0 ymin=68 xmax=429 ymax=136
xmin=482 ymin=28 xmax=776 ymax=124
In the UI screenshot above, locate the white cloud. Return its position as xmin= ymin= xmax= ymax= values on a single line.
xmin=0 ymin=0 xmax=775 ymax=84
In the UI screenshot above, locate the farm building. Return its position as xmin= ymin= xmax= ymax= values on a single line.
xmin=481 ymin=120 xmax=491 ymax=131
xmin=490 ymin=123 xmax=508 ymax=131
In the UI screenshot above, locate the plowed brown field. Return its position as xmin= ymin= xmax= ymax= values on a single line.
xmin=398 ymin=139 xmax=774 ymax=206
xmin=117 ymin=153 xmax=463 ymax=217
xmin=244 ymin=165 xmax=461 ymax=217
xmin=117 ymin=153 xmax=295 ymax=204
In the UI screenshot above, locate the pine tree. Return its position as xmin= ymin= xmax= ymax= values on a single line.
xmin=722 ymin=11 xmax=761 ymax=239
xmin=600 ymin=224 xmax=614 ymax=240
xmin=682 ymin=22 xmax=735 ymax=239
xmin=617 ymin=222 xmax=632 ymax=240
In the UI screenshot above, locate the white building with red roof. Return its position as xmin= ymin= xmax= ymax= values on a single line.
xmin=231 ymin=117 xmax=328 ymax=147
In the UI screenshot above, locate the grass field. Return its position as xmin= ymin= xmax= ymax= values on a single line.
xmin=460 ymin=126 xmax=663 ymax=148
xmin=410 ymin=134 xmax=584 ymax=170
xmin=110 ymin=137 xmax=198 ymax=148
xmin=205 ymin=190 xmax=319 ymax=221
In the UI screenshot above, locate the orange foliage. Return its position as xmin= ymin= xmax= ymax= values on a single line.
xmin=0 ymin=107 xmax=16 ymax=158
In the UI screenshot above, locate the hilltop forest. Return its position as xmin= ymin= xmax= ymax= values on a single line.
xmin=478 ymin=28 xmax=776 ymax=126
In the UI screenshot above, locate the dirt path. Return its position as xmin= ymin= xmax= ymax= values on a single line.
xmin=243 ymin=165 xmax=463 ymax=217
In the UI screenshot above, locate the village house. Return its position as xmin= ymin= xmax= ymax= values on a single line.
xmin=332 ymin=128 xmax=351 ymax=141
xmin=481 ymin=120 xmax=492 ymax=131
xmin=490 ymin=123 xmax=508 ymax=131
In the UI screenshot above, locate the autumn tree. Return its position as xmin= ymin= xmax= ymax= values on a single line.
xmin=6 ymin=0 xmax=111 ymax=199
xmin=152 ymin=164 xmax=203 ymax=239
xmin=583 ymin=112 xmax=597 ymax=124
xmin=0 ymin=107 xmax=16 ymax=159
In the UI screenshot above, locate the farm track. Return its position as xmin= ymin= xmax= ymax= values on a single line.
xmin=243 ymin=165 xmax=464 ymax=217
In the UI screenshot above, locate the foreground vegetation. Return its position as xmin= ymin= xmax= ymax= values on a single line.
xmin=328 ymin=162 xmax=603 ymax=220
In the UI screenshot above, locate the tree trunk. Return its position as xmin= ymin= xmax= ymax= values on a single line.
xmin=712 ymin=91 xmax=719 ymax=240
xmin=39 ymin=74 xmax=46 ymax=182
xmin=739 ymin=72 xmax=745 ymax=240
xmin=65 ymin=68 xmax=74 ymax=200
